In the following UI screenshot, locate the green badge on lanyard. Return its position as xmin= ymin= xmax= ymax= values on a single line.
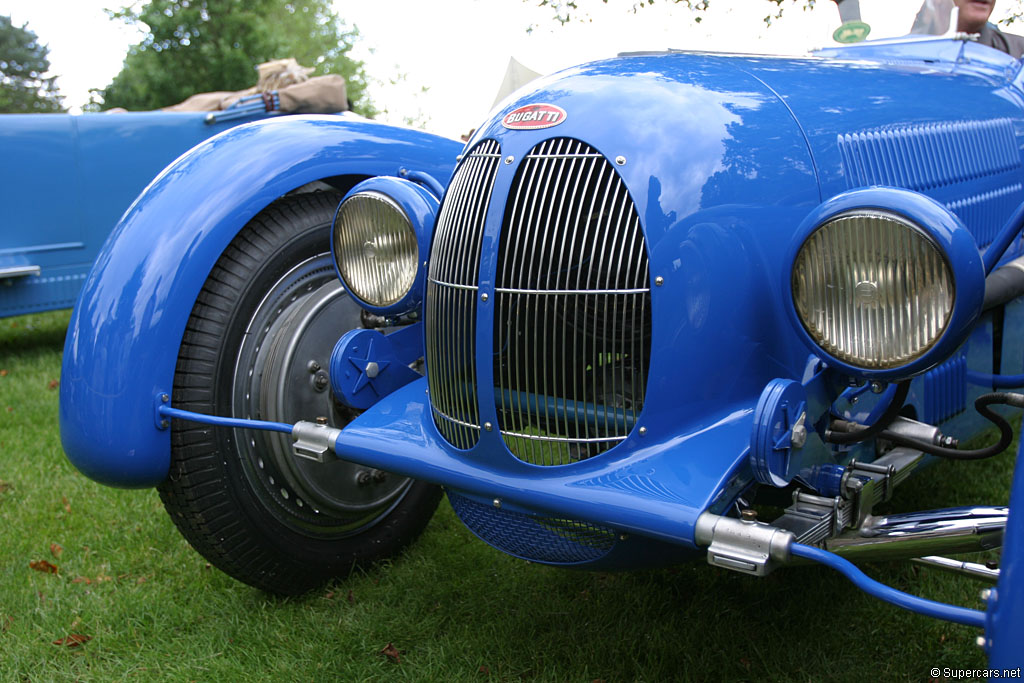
xmin=833 ymin=21 xmax=871 ymax=44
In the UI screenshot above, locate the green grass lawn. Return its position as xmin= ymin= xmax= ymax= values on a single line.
xmin=0 ymin=310 xmax=1015 ymax=681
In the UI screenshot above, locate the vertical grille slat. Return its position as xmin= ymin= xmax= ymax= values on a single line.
xmin=426 ymin=140 xmax=502 ymax=449
xmin=493 ymin=139 xmax=651 ymax=466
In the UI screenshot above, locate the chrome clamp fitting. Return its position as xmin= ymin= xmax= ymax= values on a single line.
xmin=291 ymin=420 xmax=342 ymax=463
xmin=695 ymin=512 xmax=795 ymax=577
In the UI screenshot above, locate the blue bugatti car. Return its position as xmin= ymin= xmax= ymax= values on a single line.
xmin=57 ymin=11 xmax=1024 ymax=670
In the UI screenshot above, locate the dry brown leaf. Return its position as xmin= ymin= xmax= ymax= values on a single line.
xmin=324 ymin=591 xmax=335 ymax=600
xmin=380 ymin=642 xmax=402 ymax=663
xmin=1 ymin=615 xmax=12 ymax=633
xmin=5 ymin=407 xmax=12 ymax=413
xmin=62 ymin=496 xmax=70 ymax=513
xmin=478 ymin=665 xmax=491 ymax=675
xmin=347 ymin=589 xmax=354 ymax=604
xmin=136 ymin=576 xmax=147 ymax=585
xmin=53 ymin=634 xmax=91 ymax=648
xmin=49 ymin=543 xmax=63 ymax=558
xmin=72 ymin=577 xmax=92 ymax=585
xmin=0 ymin=369 xmax=7 ymax=377
xmin=95 ymin=574 xmax=112 ymax=583
xmin=47 ymin=379 xmax=59 ymax=390
xmin=29 ymin=560 xmax=58 ymax=575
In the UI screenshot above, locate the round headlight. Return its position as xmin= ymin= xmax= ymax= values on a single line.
xmin=333 ymin=191 xmax=419 ymax=308
xmin=792 ymin=210 xmax=954 ymax=370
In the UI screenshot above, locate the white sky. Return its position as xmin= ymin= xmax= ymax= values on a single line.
xmin=0 ymin=1 xmax=1017 ymax=138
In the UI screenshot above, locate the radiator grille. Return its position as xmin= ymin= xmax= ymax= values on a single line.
xmin=447 ymin=490 xmax=617 ymax=564
xmin=493 ymin=139 xmax=651 ymax=465
xmin=425 ymin=140 xmax=501 ymax=449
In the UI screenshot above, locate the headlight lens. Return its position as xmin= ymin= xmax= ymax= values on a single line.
xmin=333 ymin=191 xmax=418 ymax=307
xmin=792 ymin=210 xmax=954 ymax=370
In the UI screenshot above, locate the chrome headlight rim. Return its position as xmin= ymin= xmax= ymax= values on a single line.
xmin=331 ymin=177 xmax=439 ymax=315
xmin=785 ymin=187 xmax=985 ymax=381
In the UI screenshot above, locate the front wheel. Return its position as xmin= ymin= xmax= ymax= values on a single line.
xmin=158 ymin=191 xmax=441 ymax=595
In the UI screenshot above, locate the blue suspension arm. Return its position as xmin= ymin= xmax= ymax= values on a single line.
xmin=158 ymin=405 xmax=293 ymax=434
xmin=790 ymin=543 xmax=986 ymax=628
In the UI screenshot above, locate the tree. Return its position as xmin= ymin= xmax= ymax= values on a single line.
xmin=96 ymin=0 xmax=375 ymax=115
xmin=0 ymin=15 xmax=64 ymax=113
xmin=534 ymin=0 xmax=1024 ymax=28
xmin=530 ymin=0 xmax=801 ymax=26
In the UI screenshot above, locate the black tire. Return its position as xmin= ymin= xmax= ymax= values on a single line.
xmin=157 ymin=191 xmax=441 ymax=595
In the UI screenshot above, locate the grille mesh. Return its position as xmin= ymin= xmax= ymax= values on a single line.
xmin=425 ymin=140 xmax=501 ymax=449
xmin=447 ymin=491 xmax=617 ymax=564
xmin=493 ymin=139 xmax=651 ymax=465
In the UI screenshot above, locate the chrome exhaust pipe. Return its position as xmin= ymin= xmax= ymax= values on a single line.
xmin=822 ymin=506 xmax=1006 ymax=562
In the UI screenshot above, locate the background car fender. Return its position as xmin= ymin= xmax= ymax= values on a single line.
xmin=59 ymin=114 xmax=461 ymax=488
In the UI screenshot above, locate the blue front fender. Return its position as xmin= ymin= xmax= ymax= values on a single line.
xmin=60 ymin=115 xmax=461 ymax=487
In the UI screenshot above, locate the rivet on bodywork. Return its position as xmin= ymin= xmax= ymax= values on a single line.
xmin=639 ymin=426 xmax=647 ymax=436
xmin=615 ymin=155 xmax=626 ymax=166
xmin=655 ymin=276 xmax=664 ymax=287
xmin=481 ymin=292 xmax=489 ymax=302
xmin=505 ymin=155 xmax=514 ymax=165
xmin=484 ymin=422 xmax=493 ymax=431
xmin=493 ymin=498 xmax=502 ymax=509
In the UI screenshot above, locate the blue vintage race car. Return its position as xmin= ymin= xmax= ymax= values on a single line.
xmin=59 ymin=28 xmax=1024 ymax=670
xmin=0 ymin=91 xmax=349 ymax=318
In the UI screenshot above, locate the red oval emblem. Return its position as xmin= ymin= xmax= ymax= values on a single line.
xmin=501 ymin=103 xmax=567 ymax=130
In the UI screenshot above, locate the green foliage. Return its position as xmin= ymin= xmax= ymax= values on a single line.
xmin=96 ymin=0 xmax=374 ymax=116
xmin=0 ymin=15 xmax=64 ymax=113
xmin=535 ymin=0 xmax=1024 ymax=28
xmin=531 ymin=0 xmax=815 ymax=26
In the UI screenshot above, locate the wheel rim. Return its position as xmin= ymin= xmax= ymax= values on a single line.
xmin=231 ymin=254 xmax=413 ymax=537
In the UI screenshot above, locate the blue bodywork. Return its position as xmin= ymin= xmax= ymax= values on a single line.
xmin=0 ymin=106 xmax=316 ymax=318
xmin=60 ymin=115 xmax=461 ymax=486
xmin=313 ymin=43 xmax=1024 ymax=562
xmin=60 ymin=38 xmax=1024 ymax=656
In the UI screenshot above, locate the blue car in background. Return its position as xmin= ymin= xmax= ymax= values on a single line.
xmin=0 ymin=92 xmax=348 ymax=318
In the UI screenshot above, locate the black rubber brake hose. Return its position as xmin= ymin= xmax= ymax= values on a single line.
xmin=830 ymin=392 xmax=1024 ymax=461
xmin=825 ymin=381 xmax=911 ymax=445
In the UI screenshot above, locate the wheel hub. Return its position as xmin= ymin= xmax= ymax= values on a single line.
xmin=232 ymin=255 xmax=412 ymax=535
